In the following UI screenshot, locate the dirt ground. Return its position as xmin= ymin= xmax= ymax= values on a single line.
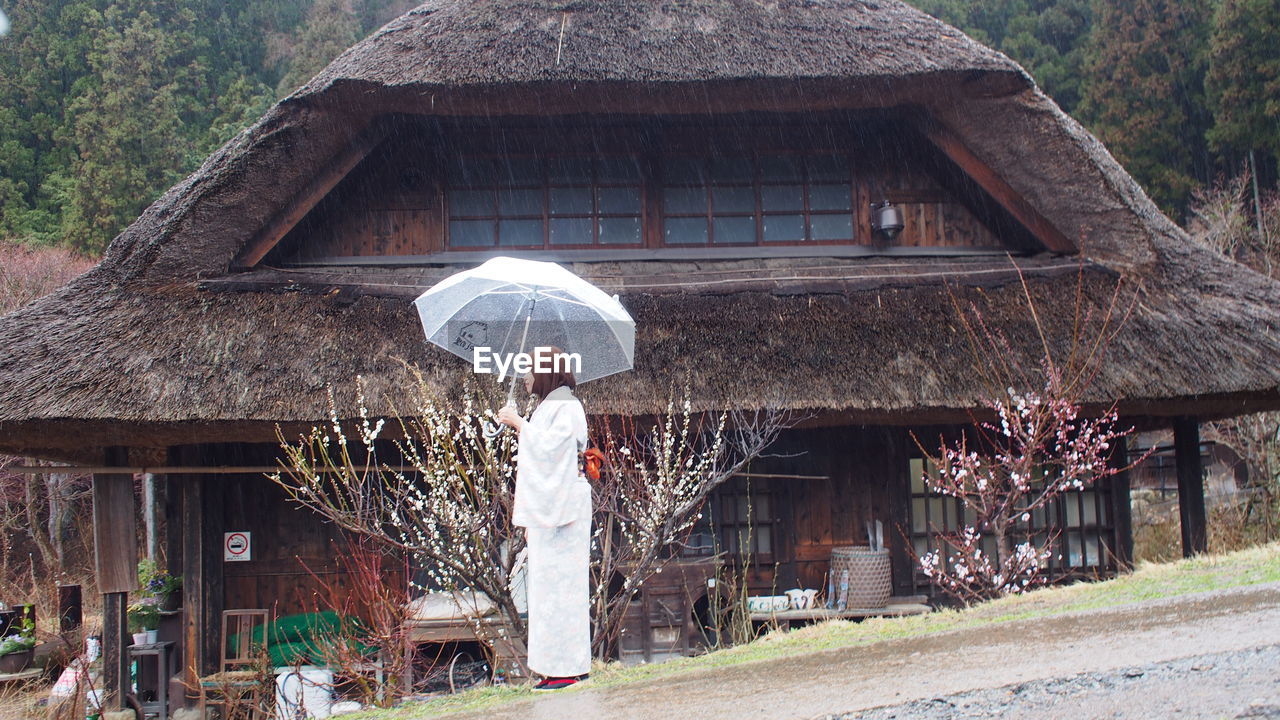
xmin=444 ymin=582 xmax=1280 ymax=720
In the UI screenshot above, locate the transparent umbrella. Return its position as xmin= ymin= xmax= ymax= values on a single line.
xmin=413 ymin=256 xmax=635 ymax=408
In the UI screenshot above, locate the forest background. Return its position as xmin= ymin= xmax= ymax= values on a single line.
xmin=1 ymin=0 xmax=1278 ymax=255
xmin=0 ymin=0 xmax=1278 ymax=606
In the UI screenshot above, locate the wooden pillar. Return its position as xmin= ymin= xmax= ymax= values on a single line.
xmin=885 ymin=429 xmax=914 ymax=597
xmin=57 ymin=585 xmax=82 ymax=632
xmin=175 ymin=446 xmax=225 ymax=684
xmin=1108 ymin=435 xmax=1134 ymax=570
xmin=1173 ymin=418 xmax=1208 ymax=557
xmin=92 ymin=446 xmax=136 ymax=711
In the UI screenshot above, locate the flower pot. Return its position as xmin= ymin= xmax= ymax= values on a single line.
xmin=158 ymin=591 xmax=181 ymax=612
xmin=0 ymin=649 xmax=32 ymax=674
xmin=145 ymin=630 xmax=158 ymax=644
xmin=131 ymin=632 xmax=149 ymax=646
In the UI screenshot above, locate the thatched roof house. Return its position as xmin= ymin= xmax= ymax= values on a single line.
xmin=3 ymin=0 xmax=1279 ymax=698
xmin=2 ymin=0 xmax=1277 ymax=461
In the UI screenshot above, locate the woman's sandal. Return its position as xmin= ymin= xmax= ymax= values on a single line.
xmin=532 ymin=674 xmax=588 ymax=691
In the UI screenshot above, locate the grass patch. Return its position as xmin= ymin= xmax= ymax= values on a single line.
xmin=361 ymin=542 xmax=1280 ymax=719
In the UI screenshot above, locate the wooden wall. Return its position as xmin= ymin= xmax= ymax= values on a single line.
xmin=725 ymin=425 xmax=912 ymax=597
xmin=219 ymin=474 xmax=407 ymax=619
xmin=272 ymin=115 xmax=1014 ymax=262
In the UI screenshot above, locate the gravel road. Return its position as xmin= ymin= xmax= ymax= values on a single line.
xmin=838 ymin=644 xmax=1280 ymax=720
xmin=442 ymin=582 xmax=1280 ymax=720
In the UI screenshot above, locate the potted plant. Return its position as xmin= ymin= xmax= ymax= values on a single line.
xmin=138 ymin=559 xmax=183 ymax=611
xmin=127 ymin=602 xmax=160 ymax=645
xmin=0 ymin=620 xmax=37 ymax=674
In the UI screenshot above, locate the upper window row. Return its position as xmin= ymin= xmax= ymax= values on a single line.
xmin=444 ymin=151 xmax=863 ymax=250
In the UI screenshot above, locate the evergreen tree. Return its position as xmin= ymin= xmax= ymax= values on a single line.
xmin=63 ymin=4 xmax=204 ymax=253
xmin=1077 ymin=0 xmax=1215 ymax=217
xmin=1206 ymin=0 xmax=1280 ymax=185
xmin=275 ymin=0 xmax=360 ymax=96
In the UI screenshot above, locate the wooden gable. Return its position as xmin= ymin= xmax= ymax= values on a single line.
xmin=254 ymin=111 xmax=1070 ymax=267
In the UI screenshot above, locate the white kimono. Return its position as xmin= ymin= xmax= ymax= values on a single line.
xmin=513 ymin=385 xmax=591 ymax=677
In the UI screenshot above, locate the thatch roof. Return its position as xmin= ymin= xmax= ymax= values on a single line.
xmin=2 ymin=0 xmax=1279 ymax=460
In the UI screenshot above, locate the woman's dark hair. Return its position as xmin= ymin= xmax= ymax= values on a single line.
xmin=528 ymin=346 xmax=576 ymax=399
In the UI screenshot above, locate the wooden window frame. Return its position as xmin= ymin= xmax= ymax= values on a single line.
xmin=680 ymin=477 xmax=778 ymax=564
xmin=439 ymin=122 xmax=877 ymax=252
xmin=906 ymin=456 xmax=1117 ymax=594
xmin=444 ymin=151 xmax=647 ymax=251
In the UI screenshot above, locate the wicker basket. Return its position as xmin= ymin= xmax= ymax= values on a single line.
xmin=829 ymin=546 xmax=892 ymax=609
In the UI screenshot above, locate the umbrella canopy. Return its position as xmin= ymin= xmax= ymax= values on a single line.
xmin=413 ymin=257 xmax=635 ymax=384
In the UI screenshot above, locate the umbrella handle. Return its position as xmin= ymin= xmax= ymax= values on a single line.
xmin=482 ymin=419 xmax=505 ymax=439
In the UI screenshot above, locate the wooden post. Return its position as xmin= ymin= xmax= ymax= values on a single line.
xmin=1173 ymin=418 xmax=1208 ymax=557
xmin=93 ymin=446 xmax=136 ymax=711
xmin=175 ymin=446 xmax=225 ymax=684
xmin=57 ymin=585 xmax=82 ymax=632
xmin=1108 ymin=435 xmax=1134 ymax=570
xmin=885 ymin=429 xmax=914 ymax=597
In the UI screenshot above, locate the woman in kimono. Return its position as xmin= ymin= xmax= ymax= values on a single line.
xmin=497 ymin=347 xmax=591 ymax=690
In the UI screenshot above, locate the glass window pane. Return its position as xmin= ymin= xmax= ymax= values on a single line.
xmin=808 ymin=154 xmax=848 ymax=182
xmin=929 ymin=498 xmax=945 ymax=531
xmin=712 ymin=216 xmax=755 ymax=244
xmin=450 ymin=190 xmax=493 ymax=218
xmin=757 ymin=526 xmax=772 ymax=554
xmin=664 ymin=187 xmax=706 ymax=215
xmin=597 ymin=187 xmax=641 ymax=215
xmin=1065 ymin=492 xmax=1081 ymax=527
xmin=549 ymin=217 xmax=592 ymax=245
xmin=810 ymin=214 xmax=853 ymax=240
xmin=497 ymin=188 xmax=543 ymax=216
xmin=809 ymin=184 xmax=853 ymax=211
xmin=664 ymin=217 xmax=707 ymax=245
xmin=735 ymin=495 xmax=749 ymax=523
xmin=449 ymin=220 xmax=493 ymax=247
xmin=1082 ymin=492 xmax=1098 ymax=525
xmin=761 ymin=185 xmax=803 ymax=211
xmin=547 ymin=156 xmax=593 ymax=184
xmin=963 ymin=504 xmax=977 ymax=527
xmin=910 ymin=459 xmax=924 ymax=494
xmin=497 ymin=219 xmax=542 ymax=246
xmin=496 ymin=157 xmax=542 ymax=186
xmin=755 ymin=494 xmax=771 ymax=521
xmin=944 ymin=499 xmax=958 ymax=530
xmin=911 ymin=498 xmax=926 ymax=533
xmin=711 ymin=186 xmax=755 ymax=213
xmin=760 ymin=154 xmax=802 ymax=182
xmin=549 ymin=187 xmax=592 ymax=215
xmin=1067 ymin=531 xmax=1083 ymax=566
xmin=599 ymin=217 xmax=641 ymax=245
xmin=1084 ymin=532 xmax=1100 ymax=567
xmin=709 ymin=155 xmax=753 ymax=183
xmin=762 ymin=214 xmax=804 ymax=242
xmin=663 ymin=156 xmax=704 ymax=184
xmin=448 ymin=158 xmax=495 ymax=187
xmin=597 ymin=155 xmax=643 ymax=183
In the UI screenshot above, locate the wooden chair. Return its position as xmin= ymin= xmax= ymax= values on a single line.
xmin=198 ymin=609 xmax=271 ymax=720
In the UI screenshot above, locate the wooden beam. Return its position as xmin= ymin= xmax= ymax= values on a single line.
xmin=233 ymin=121 xmax=392 ymax=269
xmin=102 ymin=592 xmax=129 ymax=711
xmin=175 ymin=447 xmax=226 ymax=685
xmin=92 ymin=455 xmax=137 ymax=595
xmin=1108 ymin=435 xmax=1134 ymax=570
xmin=920 ymin=120 xmax=1075 ymax=254
xmin=94 ymin=446 xmax=133 ymax=710
xmin=1173 ymin=418 xmax=1208 ymax=557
